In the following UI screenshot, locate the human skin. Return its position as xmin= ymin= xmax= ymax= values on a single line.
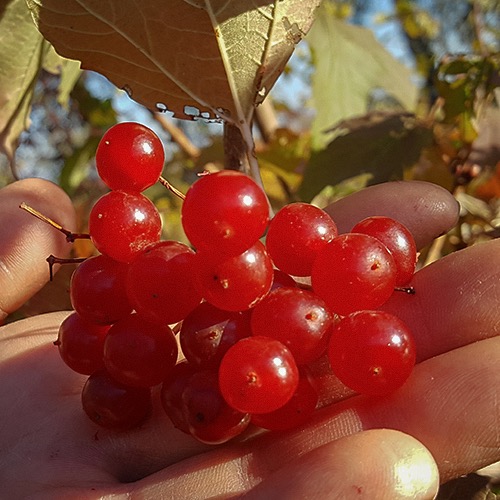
xmin=1 ymin=178 xmax=499 ymax=499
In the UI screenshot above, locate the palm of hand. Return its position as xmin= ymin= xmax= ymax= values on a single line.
xmin=0 ymin=312 xmax=214 ymax=496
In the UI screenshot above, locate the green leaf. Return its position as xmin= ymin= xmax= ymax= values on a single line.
xmin=41 ymin=42 xmax=82 ymax=108
xmin=52 ymin=56 xmax=82 ymax=109
xmin=299 ymin=111 xmax=433 ymax=202
xmin=434 ymin=54 xmax=500 ymax=146
xmin=310 ymin=172 xmax=374 ymax=208
xmin=59 ymin=135 xmax=100 ymax=194
xmin=306 ymin=4 xmax=419 ymax=150
xmin=0 ymin=0 xmax=80 ymax=166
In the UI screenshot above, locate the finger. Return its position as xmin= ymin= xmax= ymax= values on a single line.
xmin=0 ymin=179 xmax=77 ymax=321
xmin=310 ymin=236 xmax=500 ymax=407
xmin=241 ymin=429 xmax=439 ymax=500
xmin=382 ymin=238 xmax=500 ymax=360
xmin=262 ymin=336 xmax=500 ymax=485
xmin=127 ymin=430 xmax=439 ymax=499
xmin=323 ymin=180 xmax=459 ymax=249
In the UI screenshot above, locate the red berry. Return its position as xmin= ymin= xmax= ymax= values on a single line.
xmin=193 ymin=241 xmax=274 ymax=312
xmin=251 ymin=287 xmax=333 ymax=365
xmin=311 ymin=233 xmax=397 ymax=316
xmin=160 ymin=361 xmax=198 ymax=434
xmin=103 ymin=313 xmax=178 ymax=388
xmin=328 ymin=310 xmax=416 ymax=396
xmin=96 ymin=122 xmax=164 ymax=192
xmin=181 ymin=170 xmax=269 ymax=256
xmin=56 ymin=312 xmax=109 ymax=375
xmin=266 ymin=202 xmax=338 ymax=276
xmin=126 ymin=240 xmax=202 ymax=325
xmin=81 ymin=370 xmax=152 ymax=430
xmin=89 ymin=190 xmax=162 ymax=263
xmin=218 ymin=336 xmax=299 ymax=414
xmin=181 ymin=370 xmax=250 ymax=444
xmin=180 ymin=302 xmax=252 ymax=368
xmin=351 ymin=216 xmax=417 ymax=286
xmin=70 ymin=255 xmax=133 ymax=325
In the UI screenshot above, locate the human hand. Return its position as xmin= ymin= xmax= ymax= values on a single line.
xmin=1 ymin=177 xmax=499 ymax=499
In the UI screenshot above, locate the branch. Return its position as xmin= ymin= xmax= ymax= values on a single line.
xmin=151 ymin=112 xmax=201 ymax=160
xmin=254 ymin=97 xmax=279 ymax=144
xmin=470 ymin=0 xmax=489 ymax=56
xmin=223 ymin=122 xmax=251 ymax=173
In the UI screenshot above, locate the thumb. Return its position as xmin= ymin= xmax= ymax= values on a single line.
xmin=242 ymin=429 xmax=439 ymax=500
xmin=0 ymin=178 xmax=77 ymax=321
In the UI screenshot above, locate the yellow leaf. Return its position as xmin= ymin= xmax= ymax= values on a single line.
xmin=0 ymin=0 xmax=80 ymax=165
xmin=0 ymin=0 xmax=46 ymax=163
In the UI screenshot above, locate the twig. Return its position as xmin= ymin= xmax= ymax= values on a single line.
xmin=158 ymin=176 xmax=186 ymax=200
xmin=470 ymin=0 xmax=489 ymax=57
xmin=19 ymin=202 xmax=90 ymax=243
xmin=254 ymin=97 xmax=279 ymax=144
xmin=223 ymin=122 xmax=251 ymax=174
xmin=152 ymin=112 xmax=201 ymax=160
xmin=46 ymin=254 xmax=87 ymax=281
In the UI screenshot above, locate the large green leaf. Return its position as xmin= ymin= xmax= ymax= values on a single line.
xmin=0 ymin=0 xmax=80 ymax=166
xmin=307 ymin=4 xmax=419 ymax=150
xmin=299 ymin=111 xmax=433 ymax=201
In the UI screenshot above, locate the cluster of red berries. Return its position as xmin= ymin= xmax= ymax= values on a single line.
xmin=55 ymin=122 xmax=418 ymax=444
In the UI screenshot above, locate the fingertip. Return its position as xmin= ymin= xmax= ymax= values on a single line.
xmin=323 ymin=181 xmax=459 ymax=249
xmin=382 ymin=429 xmax=440 ymax=499
xmin=244 ymin=429 xmax=439 ymax=499
xmin=0 ymin=178 xmax=77 ymax=320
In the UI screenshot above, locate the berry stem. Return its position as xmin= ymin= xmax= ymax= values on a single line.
xmin=19 ymin=202 xmax=90 ymax=243
xmin=158 ymin=176 xmax=186 ymax=200
xmin=394 ymin=286 xmax=416 ymax=295
xmin=46 ymin=254 xmax=87 ymax=281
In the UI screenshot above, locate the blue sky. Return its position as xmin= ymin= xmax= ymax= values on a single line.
xmin=272 ymin=0 xmax=414 ymax=109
